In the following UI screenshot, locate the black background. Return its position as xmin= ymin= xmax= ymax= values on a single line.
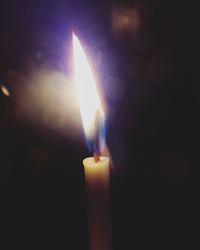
xmin=0 ymin=0 xmax=197 ymax=249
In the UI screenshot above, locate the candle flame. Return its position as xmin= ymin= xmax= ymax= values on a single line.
xmin=73 ymin=33 xmax=105 ymax=151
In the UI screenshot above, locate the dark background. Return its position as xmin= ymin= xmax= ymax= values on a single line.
xmin=0 ymin=0 xmax=197 ymax=249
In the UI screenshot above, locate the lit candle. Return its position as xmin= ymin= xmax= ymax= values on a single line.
xmin=73 ymin=33 xmax=111 ymax=250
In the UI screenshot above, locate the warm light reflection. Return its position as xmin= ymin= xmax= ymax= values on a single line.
xmin=111 ymin=6 xmax=139 ymax=34
xmin=73 ymin=33 xmax=105 ymax=140
xmin=1 ymin=85 xmax=10 ymax=96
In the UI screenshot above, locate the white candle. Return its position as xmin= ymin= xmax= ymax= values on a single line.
xmin=73 ymin=33 xmax=111 ymax=250
xmin=83 ymin=157 xmax=111 ymax=250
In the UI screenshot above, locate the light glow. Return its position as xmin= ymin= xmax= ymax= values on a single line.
xmin=1 ymin=85 xmax=10 ymax=96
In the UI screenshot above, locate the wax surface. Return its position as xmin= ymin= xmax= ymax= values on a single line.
xmin=83 ymin=156 xmax=109 ymax=170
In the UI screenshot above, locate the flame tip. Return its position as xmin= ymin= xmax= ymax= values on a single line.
xmin=72 ymin=32 xmax=78 ymax=42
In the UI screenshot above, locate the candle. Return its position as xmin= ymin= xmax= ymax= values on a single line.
xmin=73 ymin=33 xmax=111 ymax=250
xmin=83 ymin=157 xmax=111 ymax=250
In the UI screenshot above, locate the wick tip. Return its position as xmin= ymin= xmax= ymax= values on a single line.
xmin=93 ymin=152 xmax=100 ymax=162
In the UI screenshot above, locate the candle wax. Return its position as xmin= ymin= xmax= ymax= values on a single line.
xmin=83 ymin=156 xmax=111 ymax=250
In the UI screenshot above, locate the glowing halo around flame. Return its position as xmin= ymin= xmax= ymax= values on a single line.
xmin=73 ymin=33 xmax=105 ymax=153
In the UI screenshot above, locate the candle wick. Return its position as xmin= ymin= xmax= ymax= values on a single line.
xmin=93 ymin=110 xmax=101 ymax=162
xmin=93 ymin=152 xmax=100 ymax=162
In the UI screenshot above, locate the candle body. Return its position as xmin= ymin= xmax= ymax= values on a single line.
xmin=83 ymin=156 xmax=111 ymax=250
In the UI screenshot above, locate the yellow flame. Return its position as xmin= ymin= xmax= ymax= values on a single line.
xmin=73 ymin=33 xmax=104 ymax=139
